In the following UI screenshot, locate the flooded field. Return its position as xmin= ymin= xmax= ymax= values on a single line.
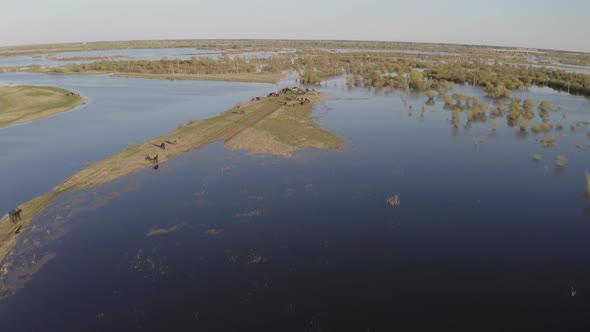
xmin=1 ymin=73 xmax=590 ymax=331
xmin=0 ymin=48 xmax=282 ymax=68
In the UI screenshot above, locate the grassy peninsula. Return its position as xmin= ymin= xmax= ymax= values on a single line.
xmin=0 ymin=86 xmax=84 ymax=127
xmin=0 ymin=89 xmax=343 ymax=263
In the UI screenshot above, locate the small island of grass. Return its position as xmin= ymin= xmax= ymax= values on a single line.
xmin=0 ymin=85 xmax=84 ymax=127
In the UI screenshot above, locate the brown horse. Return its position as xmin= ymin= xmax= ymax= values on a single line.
xmin=9 ymin=208 xmax=22 ymax=223
xmin=160 ymin=143 xmax=166 ymax=150
xmin=145 ymin=154 xmax=159 ymax=163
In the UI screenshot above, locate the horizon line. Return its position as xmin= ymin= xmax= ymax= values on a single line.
xmin=1 ymin=38 xmax=588 ymax=55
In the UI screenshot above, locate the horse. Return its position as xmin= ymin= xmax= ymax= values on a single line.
xmin=145 ymin=154 xmax=159 ymax=163
xmin=160 ymin=143 xmax=166 ymax=150
xmin=9 ymin=208 xmax=22 ymax=223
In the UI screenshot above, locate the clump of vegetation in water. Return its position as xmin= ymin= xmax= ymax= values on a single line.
xmin=485 ymin=82 xmax=511 ymax=99
xmin=386 ymin=195 xmax=401 ymax=207
xmin=531 ymin=122 xmax=553 ymax=133
xmin=300 ymin=71 xmax=323 ymax=85
xmin=451 ymin=109 xmax=461 ymax=128
xmin=538 ymin=100 xmax=552 ymax=112
xmin=519 ymin=118 xmax=531 ymax=131
xmin=489 ymin=118 xmax=498 ymax=131
xmin=586 ymin=172 xmax=590 ymax=193
xmin=557 ymin=155 xmax=567 ymax=167
xmin=346 ymin=76 xmax=362 ymax=88
xmin=570 ymin=120 xmax=590 ymax=131
xmin=507 ymin=98 xmax=537 ymax=127
xmin=425 ymin=90 xmax=437 ymax=101
xmin=508 ymin=98 xmax=521 ymax=121
xmin=533 ymin=154 xmax=542 ymax=161
xmin=522 ymin=99 xmax=536 ymax=119
xmin=542 ymin=135 xmax=556 ymax=147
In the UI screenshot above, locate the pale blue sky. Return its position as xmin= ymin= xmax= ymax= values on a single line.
xmin=2 ymin=0 xmax=589 ymax=52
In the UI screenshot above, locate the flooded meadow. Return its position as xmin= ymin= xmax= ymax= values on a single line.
xmin=1 ymin=72 xmax=590 ymax=331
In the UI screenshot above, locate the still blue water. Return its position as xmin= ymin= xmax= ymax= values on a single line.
xmin=0 ymin=73 xmax=590 ymax=331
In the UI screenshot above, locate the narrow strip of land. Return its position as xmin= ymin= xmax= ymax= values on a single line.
xmin=0 ymin=86 xmax=84 ymax=127
xmin=111 ymin=72 xmax=285 ymax=83
xmin=0 ymin=89 xmax=343 ymax=264
xmin=30 ymin=69 xmax=285 ymax=84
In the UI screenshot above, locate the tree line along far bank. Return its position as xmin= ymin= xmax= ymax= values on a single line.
xmin=30 ymin=50 xmax=590 ymax=97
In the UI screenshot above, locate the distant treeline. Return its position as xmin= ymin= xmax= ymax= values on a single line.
xmin=60 ymin=55 xmax=293 ymax=75
xmin=426 ymin=62 xmax=590 ymax=96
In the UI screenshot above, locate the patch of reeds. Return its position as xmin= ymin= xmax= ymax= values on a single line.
xmin=542 ymin=135 xmax=556 ymax=147
xmin=531 ymin=122 xmax=552 ymax=133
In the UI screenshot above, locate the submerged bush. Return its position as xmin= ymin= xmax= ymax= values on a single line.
xmin=531 ymin=122 xmax=553 ymax=133
xmin=489 ymin=118 xmax=498 ymax=130
xmin=557 ymin=155 xmax=567 ymax=167
xmin=533 ymin=154 xmax=542 ymax=161
xmin=519 ymin=118 xmax=531 ymax=131
xmin=538 ymin=100 xmax=552 ymax=112
xmin=586 ymin=172 xmax=590 ymax=193
xmin=425 ymin=90 xmax=437 ymax=101
xmin=386 ymin=195 xmax=401 ymax=207
xmin=542 ymin=135 xmax=556 ymax=147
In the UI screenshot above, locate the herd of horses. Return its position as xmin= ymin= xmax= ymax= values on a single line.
xmin=248 ymin=87 xmax=319 ymax=108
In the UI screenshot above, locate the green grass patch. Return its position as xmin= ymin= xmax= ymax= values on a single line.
xmin=0 ymin=85 xmax=84 ymax=127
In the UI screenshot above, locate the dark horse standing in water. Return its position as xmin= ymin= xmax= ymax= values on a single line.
xmin=9 ymin=208 xmax=22 ymax=223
